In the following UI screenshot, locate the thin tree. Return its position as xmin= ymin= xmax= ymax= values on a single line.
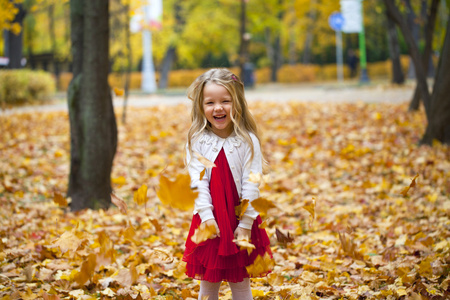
xmin=68 ymin=0 xmax=118 ymax=210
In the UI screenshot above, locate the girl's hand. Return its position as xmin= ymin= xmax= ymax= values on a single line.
xmin=203 ymin=219 xmax=220 ymax=238
xmin=234 ymin=226 xmax=251 ymax=241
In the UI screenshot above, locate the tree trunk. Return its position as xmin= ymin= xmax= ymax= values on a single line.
xmin=122 ymin=2 xmax=132 ymax=124
xmin=384 ymin=0 xmax=431 ymax=120
xmin=386 ymin=11 xmax=404 ymax=84
xmin=4 ymin=3 xmax=25 ymax=69
xmin=270 ymin=0 xmax=284 ymax=82
xmin=48 ymin=4 xmax=60 ymax=90
xmin=239 ymin=0 xmax=249 ymax=79
xmin=68 ymin=0 xmax=118 ymax=211
xmin=409 ymin=0 xmax=439 ymax=111
xmin=421 ymin=17 xmax=450 ymax=145
xmin=405 ymin=0 xmax=420 ymax=79
xmin=302 ymin=0 xmax=317 ymax=64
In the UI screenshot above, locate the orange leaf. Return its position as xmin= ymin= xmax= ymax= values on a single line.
xmin=111 ymin=192 xmax=127 ymax=214
xmin=251 ymin=198 xmax=276 ymax=216
xmin=303 ymin=198 xmax=315 ymax=226
xmin=200 ymin=168 xmax=206 ymax=180
xmin=235 ymin=199 xmax=249 ymax=220
xmin=133 ymin=184 xmax=148 ymax=205
xmin=246 ymin=252 xmax=274 ymax=277
xmin=194 ymin=151 xmax=216 ymax=169
xmin=149 ymin=218 xmax=162 ymax=232
xmin=74 ymin=253 xmax=96 ymax=286
xmin=53 ymin=230 xmax=83 ymax=254
xmin=233 ymin=238 xmax=255 ymax=254
xmin=53 ymin=192 xmax=68 ymax=207
xmin=113 ymin=87 xmax=124 ymax=96
xmin=157 ymin=173 xmax=198 ymax=211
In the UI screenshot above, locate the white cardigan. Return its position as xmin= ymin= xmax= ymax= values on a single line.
xmin=186 ymin=130 xmax=262 ymax=230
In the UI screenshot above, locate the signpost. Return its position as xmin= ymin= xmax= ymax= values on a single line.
xmin=340 ymin=0 xmax=369 ymax=83
xmin=329 ymin=12 xmax=345 ymax=83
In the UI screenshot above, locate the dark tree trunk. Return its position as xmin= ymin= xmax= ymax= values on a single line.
xmin=386 ymin=11 xmax=405 ymax=84
xmin=270 ymin=0 xmax=284 ymax=82
xmin=384 ymin=0 xmax=431 ymax=120
xmin=122 ymin=2 xmax=132 ymax=124
xmin=405 ymin=0 xmax=420 ymax=79
xmin=4 ymin=3 xmax=25 ymax=69
xmin=48 ymin=4 xmax=61 ymax=90
xmin=302 ymin=0 xmax=317 ymax=64
xmin=158 ymin=46 xmax=176 ymax=89
xmin=409 ymin=0 xmax=439 ymax=111
xmin=68 ymin=0 xmax=118 ymax=211
xmin=421 ymin=18 xmax=450 ymax=145
xmin=239 ymin=0 xmax=249 ymax=79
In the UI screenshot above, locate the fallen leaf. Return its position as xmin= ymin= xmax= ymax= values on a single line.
xmin=74 ymin=253 xmax=96 ymax=286
xmin=246 ymin=252 xmax=274 ymax=277
xmin=111 ymin=192 xmax=128 ymax=214
xmin=275 ymin=228 xmax=294 ymax=245
xmin=303 ymin=198 xmax=315 ymax=226
xmin=53 ymin=192 xmax=68 ymax=207
xmin=133 ymin=184 xmax=148 ymax=205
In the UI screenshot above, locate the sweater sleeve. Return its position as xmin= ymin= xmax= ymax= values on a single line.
xmin=239 ymin=133 xmax=263 ymax=229
xmin=186 ymin=143 xmax=214 ymax=223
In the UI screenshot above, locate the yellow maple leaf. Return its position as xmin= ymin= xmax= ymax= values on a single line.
xmin=235 ymin=199 xmax=249 ymax=220
xmin=194 ymin=151 xmax=216 ymax=168
xmin=157 ymin=173 xmax=198 ymax=211
xmin=251 ymin=198 xmax=276 ymax=216
xmin=246 ymin=252 xmax=274 ymax=277
xmin=267 ymin=272 xmax=284 ymax=286
xmin=133 ymin=184 xmax=148 ymax=205
xmin=191 ymin=222 xmax=217 ymax=244
xmin=233 ymin=238 xmax=255 ymax=255
xmin=303 ymin=198 xmax=316 ymax=226
xmin=110 ymin=192 xmax=128 ymax=214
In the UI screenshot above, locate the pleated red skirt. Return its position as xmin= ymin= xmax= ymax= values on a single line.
xmin=183 ymin=148 xmax=272 ymax=283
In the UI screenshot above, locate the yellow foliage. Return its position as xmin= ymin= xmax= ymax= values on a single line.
xmin=157 ymin=173 xmax=198 ymax=211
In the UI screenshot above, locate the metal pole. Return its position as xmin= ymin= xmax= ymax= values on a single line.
xmin=141 ymin=3 xmax=157 ymax=93
xmin=336 ymin=30 xmax=344 ymax=83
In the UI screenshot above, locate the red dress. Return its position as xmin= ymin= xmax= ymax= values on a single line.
xmin=183 ymin=149 xmax=272 ymax=283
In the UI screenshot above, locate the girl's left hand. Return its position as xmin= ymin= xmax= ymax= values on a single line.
xmin=234 ymin=227 xmax=251 ymax=241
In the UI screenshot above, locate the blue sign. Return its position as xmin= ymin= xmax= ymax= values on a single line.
xmin=329 ymin=12 xmax=345 ymax=31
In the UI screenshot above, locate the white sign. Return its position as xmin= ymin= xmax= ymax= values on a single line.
xmin=340 ymin=0 xmax=362 ymax=33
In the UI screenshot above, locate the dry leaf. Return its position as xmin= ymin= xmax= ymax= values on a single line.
xmin=303 ymin=198 xmax=315 ymax=226
xmin=251 ymin=198 xmax=277 ymax=216
xmin=191 ymin=222 xmax=217 ymax=244
xmin=200 ymin=168 xmax=206 ymax=180
xmin=233 ymin=238 xmax=255 ymax=254
xmin=275 ymin=228 xmax=294 ymax=245
xmin=53 ymin=230 xmax=83 ymax=254
xmin=133 ymin=184 xmax=148 ymax=205
xmin=111 ymin=192 xmax=128 ymax=214
xmin=74 ymin=253 xmax=96 ymax=286
xmin=113 ymin=87 xmax=124 ymax=96
xmin=400 ymin=174 xmax=419 ymax=196
xmin=53 ymin=192 xmax=68 ymax=207
xmin=194 ymin=151 xmax=216 ymax=169
xmin=157 ymin=173 xmax=198 ymax=211
xmin=235 ymin=199 xmax=249 ymax=220
xmin=246 ymin=252 xmax=274 ymax=277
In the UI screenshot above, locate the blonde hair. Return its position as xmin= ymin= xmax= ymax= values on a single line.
xmin=186 ymin=68 xmax=262 ymax=164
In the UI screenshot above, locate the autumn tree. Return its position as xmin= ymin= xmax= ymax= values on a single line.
xmin=2 ymin=0 xmax=25 ymax=69
xmin=384 ymin=0 xmax=450 ymax=145
xmin=68 ymin=0 xmax=117 ymax=210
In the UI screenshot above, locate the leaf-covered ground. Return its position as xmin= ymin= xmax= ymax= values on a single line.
xmin=0 ymin=101 xmax=449 ymax=299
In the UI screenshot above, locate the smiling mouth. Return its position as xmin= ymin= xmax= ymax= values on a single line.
xmin=214 ymin=115 xmax=226 ymax=120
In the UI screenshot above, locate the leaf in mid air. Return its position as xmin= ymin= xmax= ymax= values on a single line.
xmin=133 ymin=184 xmax=148 ymax=206
xmin=53 ymin=192 xmax=68 ymax=207
xmin=251 ymin=198 xmax=277 ymax=216
xmin=246 ymin=252 xmax=274 ymax=277
xmin=233 ymin=238 xmax=255 ymax=255
xmin=157 ymin=173 xmax=198 ymax=211
xmin=235 ymin=199 xmax=250 ymax=220
xmin=275 ymin=228 xmax=294 ymax=245
xmin=400 ymin=174 xmax=419 ymax=197
xmin=191 ymin=222 xmax=217 ymax=244
xmin=111 ymin=192 xmax=128 ymax=214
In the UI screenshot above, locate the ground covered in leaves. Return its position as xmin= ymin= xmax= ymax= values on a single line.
xmin=0 ymin=101 xmax=449 ymax=299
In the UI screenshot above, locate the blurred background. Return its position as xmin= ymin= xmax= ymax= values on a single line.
xmin=0 ymin=0 xmax=448 ymax=95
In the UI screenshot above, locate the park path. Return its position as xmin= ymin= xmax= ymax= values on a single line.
xmin=0 ymin=81 xmax=415 ymax=116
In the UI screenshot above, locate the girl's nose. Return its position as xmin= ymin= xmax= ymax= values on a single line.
xmin=214 ymin=105 xmax=223 ymax=111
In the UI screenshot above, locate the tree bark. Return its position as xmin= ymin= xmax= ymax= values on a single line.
xmin=270 ymin=0 xmax=284 ymax=82
xmin=421 ymin=17 xmax=450 ymax=145
xmin=239 ymin=0 xmax=249 ymax=79
xmin=384 ymin=0 xmax=431 ymax=120
xmin=386 ymin=11 xmax=404 ymax=84
xmin=409 ymin=0 xmax=439 ymax=111
xmin=4 ymin=3 xmax=25 ymax=69
xmin=405 ymin=0 xmax=420 ymax=79
xmin=158 ymin=46 xmax=176 ymax=89
xmin=68 ymin=0 xmax=118 ymax=211
xmin=302 ymin=0 xmax=317 ymax=64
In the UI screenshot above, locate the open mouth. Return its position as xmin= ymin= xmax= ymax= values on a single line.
xmin=214 ymin=115 xmax=226 ymax=120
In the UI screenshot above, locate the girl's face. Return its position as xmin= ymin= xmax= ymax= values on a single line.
xmin=202 ymin=83 xmax=233 ymax=138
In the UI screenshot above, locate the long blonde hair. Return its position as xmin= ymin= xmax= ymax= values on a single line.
xmin=186 ymin=68 xmax=262 ymax=164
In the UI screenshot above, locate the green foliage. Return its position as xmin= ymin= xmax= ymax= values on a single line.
xmin=0 ymin=69 xmax=55 ymax=104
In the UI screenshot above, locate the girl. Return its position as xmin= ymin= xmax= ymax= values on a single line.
xmin=183 ymin=69 xmax=272 ymax=300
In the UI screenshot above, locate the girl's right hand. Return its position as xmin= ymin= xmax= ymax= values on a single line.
xmin=203 ymin=219 xmax=221 ymax=238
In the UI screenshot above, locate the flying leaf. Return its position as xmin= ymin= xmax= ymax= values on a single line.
xmin=191 ymin=222 xmax=217 ymax=244
xmin=74 ymin=253 xmax=97 ymax=286
xmin=194 ymin=151 xmax=216 ymax=168
xmin=157 ymin=173 xmax=198 ymax=211
xmin=200 ymin=168 xmax=206 ymax=180
xmin=251 ymin=198 xmax=277 ymax=216
xmin=303 ymin=198 xmax=315 ymax=227
xmin=113 ymin=87 xmax=124 ymax=96
xmin=339 ymin=232 xmax=364 ymax=260
xmin=275 ymin=228 xmax=294 ymax=245
xmin=111 ymin=176 xmax=126 ymax=186
xmin=233 ymin=238 xmax=255 ymax=255
xmin=133 ymin=184 xmax=148 ymax=205
xmin=149 ymin=218 xmax=162 ymax=232
xmin=235 ymin=199 xmax=249 ymax=220
xmin=111 ymin=192 xmax=127 ymax=214
xmin=400 ymin=174 xmax=419 ymax=197
xmin=246 ymin=252 xmax=274 ymax=277
xmin=53 ymin=192 xmax=68 ymax=207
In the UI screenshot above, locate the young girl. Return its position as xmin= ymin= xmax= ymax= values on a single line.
xmin=183 ymin=69 xmax=272 ymax=300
